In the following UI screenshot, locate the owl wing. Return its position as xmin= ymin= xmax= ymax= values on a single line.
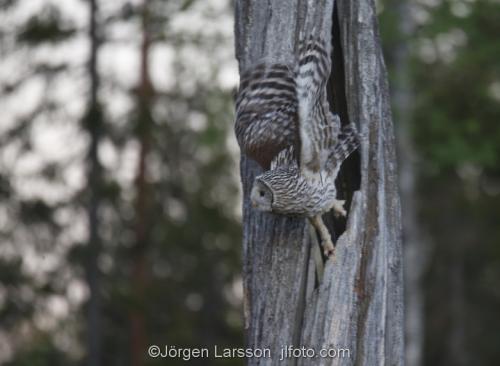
xmin=296 ymin=37 xmax=340 ymax=175
xmin=326 ymin=123 xmax=360 ymax=171
xmin=235 ymin=63 xmax=299 ymax=169
xmin=270 ymin=145 xmax=298 ymax=171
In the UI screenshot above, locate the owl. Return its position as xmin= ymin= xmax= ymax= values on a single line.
xmin=235 ymin=37 xmax=359 ymax=256
xmin=250 ymin=125 xmax=359 ymax=256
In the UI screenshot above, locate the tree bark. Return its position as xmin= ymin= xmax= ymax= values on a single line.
xmin=235 ymin=1 xmax=404 ymax=365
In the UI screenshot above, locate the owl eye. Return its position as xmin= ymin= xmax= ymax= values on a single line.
xmin=259 ymin=190 xmax=266 ymax=197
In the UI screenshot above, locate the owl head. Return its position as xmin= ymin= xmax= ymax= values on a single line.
xmin=250 ymin=179 xmax=273 ymax=212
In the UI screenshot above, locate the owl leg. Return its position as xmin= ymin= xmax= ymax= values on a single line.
xmin=309 ymin=215 xmax=335 ymax=257
xmin=332 ymin=199 xmax=347 ymax=217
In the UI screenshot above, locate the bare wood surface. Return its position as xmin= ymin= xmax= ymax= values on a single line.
xmin=234 ymin=1 xmax=404 ymax=365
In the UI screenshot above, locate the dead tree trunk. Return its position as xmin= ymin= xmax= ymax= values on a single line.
xmin=235 ymin=1 xmax=404 ymax=365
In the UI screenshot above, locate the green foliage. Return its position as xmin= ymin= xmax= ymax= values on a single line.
xmin=412 ymin=1 xmax=500 ymax=172
xmin=1 ymin=1 xmax=242 ymax=365
xmin=379 ymin=0 xmax=500 ymax=365
xmin=5 ymin=334 xmax=70 ymax=366
xmin=17 ymin=5 xmax=75 ymax=44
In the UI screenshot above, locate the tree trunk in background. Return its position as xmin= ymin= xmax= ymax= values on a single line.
xmin=85 ymin=0 xmax=103 ymax=365
xmin=235 ymin=0 xmax=404 ymax=365
xmin=130 ymin=2 xmax=153 ymax=366
xmin=449 ymin=246 xmax=466 ymax=366
xmin=391 ymin=2 xmax=426 ymax=366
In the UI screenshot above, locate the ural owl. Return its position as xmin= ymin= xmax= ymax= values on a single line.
xmin=250 ymin=126 xmax=359 ymax=256
xmin=235 ymin=37 xmax=360 ymax=257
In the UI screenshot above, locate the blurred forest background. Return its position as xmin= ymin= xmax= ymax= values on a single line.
xmin=0 ymin=0 xmax=498 ymax=366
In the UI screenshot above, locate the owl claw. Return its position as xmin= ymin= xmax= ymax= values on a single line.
xmin=323 ymin=241 xmax=335 ymax=258
xmin=309 ymin=215 xmax=336 ymax=259
xmin=321 ymin=233 xmax=335 ymax=258
xmin=332 ymin=199 xmax=347 ymax=217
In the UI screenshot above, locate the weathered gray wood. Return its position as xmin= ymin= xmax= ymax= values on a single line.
xmin=235 ymin=1 xmax=404 ymax=365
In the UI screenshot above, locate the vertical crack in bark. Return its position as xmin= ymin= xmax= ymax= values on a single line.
xmin=292 ymin=230 xmax=313 ymax=366
xmin=325 ymin=2 xmax=362 ymax=252
xmin=354 ymin=120 xmax=381 ymax=366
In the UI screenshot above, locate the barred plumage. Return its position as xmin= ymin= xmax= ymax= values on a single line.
xmin=235 ymin=36 xmax=360 ymax=257
xmin=251 ymin=125 xmax=360 ymax=256
xmin=234 ymin=36 xmax=340 ymax=171
xmin=252 ymin=124 xmax=359 ymax=217
xmin=296 ymin=36 xmax=340 ymax=174
xmin=235 ymin=63 xmax=299 ymax=169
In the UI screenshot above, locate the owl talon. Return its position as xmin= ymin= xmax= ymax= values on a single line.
xmin=309 ymin=215 xmax=336 ymax=258
xmin=332 ymin=199 xmax=347 ymax=217
xmin=323 ymin=241 xmax=335 ymax=258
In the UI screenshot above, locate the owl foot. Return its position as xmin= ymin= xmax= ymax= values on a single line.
xmin=309 ymin=215 xmax=335 ymax=258
xmin=322 ymin=237 xmax=335 ymax=257
xmin=332 ymin=199 xmax=346 ymax=218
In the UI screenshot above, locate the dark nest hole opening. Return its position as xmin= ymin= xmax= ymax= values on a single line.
xmin=321 ymin=2 xmax=361 ymax=261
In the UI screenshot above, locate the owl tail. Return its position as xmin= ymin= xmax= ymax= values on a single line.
xmin=328 ymin=124 xmax=360 ymax=168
